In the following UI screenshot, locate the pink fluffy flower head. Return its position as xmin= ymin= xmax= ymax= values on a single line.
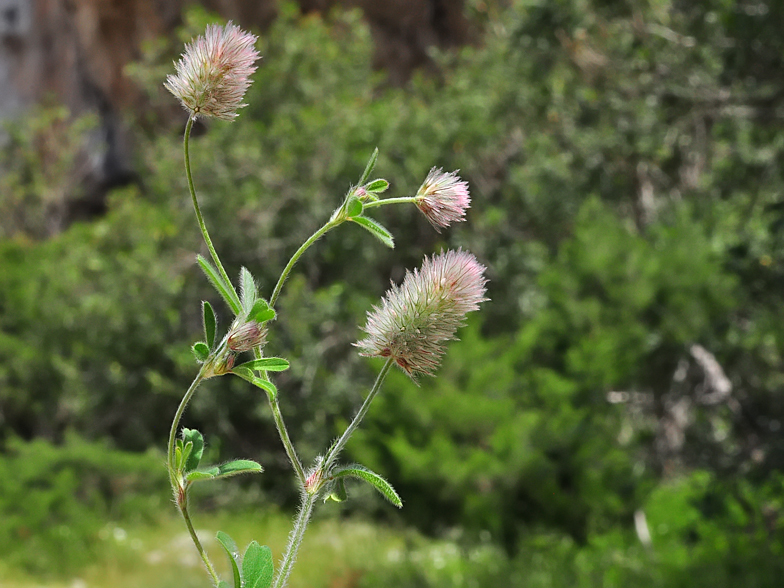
xmin=356 ymin=249 xmax=488 ymax=380
xmin=165 ymin=22 xmax=260 ymax=121
xmin=414 ymin=168 xmax=471 ymax=232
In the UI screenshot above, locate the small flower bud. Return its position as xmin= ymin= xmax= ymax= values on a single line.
xmin=355 ymin=249 xmax=488 ymax=380
xmin=164 ymin=22 xmax=260 ymax=121
xmin=415 ymin=168 xmax=471 ymax=232
xmin=227 ymin=321 xmax=267 ymax=352
xmin=304 ymin=468 xmax=324 ymax=494
xmin=205 ymin=353 xmax=235 ymax=378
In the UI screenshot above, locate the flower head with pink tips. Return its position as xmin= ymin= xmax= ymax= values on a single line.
xmin=356 ymin=249 xmax=488 ymax=380
xmin=165 ymin=22 xmax=260 ymax=121
xmin=414 ymin=168 xmax=471 ymax=231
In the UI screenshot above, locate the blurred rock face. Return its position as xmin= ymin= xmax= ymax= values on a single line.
xmin=0 ymin=0 xmax=467 ymax=225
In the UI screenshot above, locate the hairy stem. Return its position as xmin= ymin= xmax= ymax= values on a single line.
xmin=273 ymin=492 xmax=316 ymax=588
xmin=246 ymin=345 xmax=306 ymax=484
xmin=323 ymin=357 xmax=394 ymax=471
xmin=184 ymin=116 xmax=241 ymax=311
xmin=167 ymin=368 xmax=206 ymax=490
xmin=269 ymin=395 xmax=307 ymax=484
xmin=270 ymin=398 xmax=306 ymax=486
xmin=362 ymin=196 xmax=417 ymax=209
xmin=181 ymin=496 xmax=221 ymax=586
xmin=167 ymin=367 xmax=220 ymax=585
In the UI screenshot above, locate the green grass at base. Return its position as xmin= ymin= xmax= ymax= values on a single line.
xmin=1 ymin=510 xmax=409 ymax=588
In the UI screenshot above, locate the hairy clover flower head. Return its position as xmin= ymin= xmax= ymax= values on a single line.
xmin=356 ymin=249 xmax=488 ymax=380
xmin=415 ymin=168 xmax=471 ymax=231
xmin=227 ymin=321 xmax=267 ymax=353
xmin=165 ymin=22 xmax=260 ymax=121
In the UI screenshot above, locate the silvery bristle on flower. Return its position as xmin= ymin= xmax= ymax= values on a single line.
xmin=415 ymin=168 xmax=471 ymax=232
xmin=356 ymin=249 xmax=488 ymax=380
xmin=164 ymin=22 xmax=260 ymax=121
xmin=227 ymin=321 xmax=267 ymax=353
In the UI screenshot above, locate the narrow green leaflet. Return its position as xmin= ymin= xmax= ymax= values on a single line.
xmin=182 ymin=428 xmax=204 ymax=472
xmin=197 ymin=255 xmax=241 ymax=315
xmin=186 ymin=459 xmax=263 ymax=483
xmin=351 ymin=216 xmax=394 ymax=249
xmin=331 ymin=465 xmax=403 ymax=508
xmin=191 ymin=341 xmax=210 ymax=362
xmin=216 ymin=531 xmax=242 ymax=588
xmin=234 ymin=358 xmax=290 ymax=372
xmin=249 ymin=298 xmax=276 ymax=323
xmin=239 ymin=267 xmax=257 ymax=316
xmin=218 ymin=582 xmax=231 ymax=588
xmin=180 ymin=441 xmax=193 ymax=472
xmin=324 ymin=478 xmax=348 ymax=503
xmin=202 ymin=301 xmax=217 ymax=349
xmin=365 ymin=179 xmax=389 ymax=193
xmin=358 ymin=147 xmax=379 ymax=186
xmin=183 ymin=470 xmax=216 ymax=482
xmin=231 ymin=367 xmax=278 ymax=399
xmin=174 ymin=444 xmax=184 ymax=473
xmin=242 ymin=541 xmax=274 ymax=588
xmin=216 ymin=460 xmax=263 ymax=478
xmin=345 ymin=196 xmax=363 ymax=218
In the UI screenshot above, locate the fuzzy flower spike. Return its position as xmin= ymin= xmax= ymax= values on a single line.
xmin=415 ymin=168 xmax=471 ymax=231
xmin=356 ymin=249 xmax=488 ymax=380
xmin=165 ymin=22 xmax=260 ymax=121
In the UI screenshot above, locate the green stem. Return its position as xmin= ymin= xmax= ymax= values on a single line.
xmin=166 ymin=366 xmax=220 ymax=586
xmin=273 ymin=492 xmax=316 ymax=588
xmin=268 ymin=385 xmax=307 ymax=484
xmin=181 ymin=497 xmax=221 ymax=586
xmin=247 ymin=345 xmax=306 ymax=484
xmin=183 ymin=116 xmax=241 ymax=311
xmin=323 ymin=357 xmax=394 ymax=471
xmin=167 ymin=367 xmax=206 ymax=489
xmin=362 ymin=196 xmax=417 ymax=209
xmin=269 ymin=219 xmax=339 ymax=308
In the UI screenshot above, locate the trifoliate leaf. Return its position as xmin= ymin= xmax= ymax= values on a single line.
xmin=324 ymin=478 xmax=348 ymax=503
xmin=191 ymin=341 xmax=210 ymax=362
xmin=358 ymin=147 xmax=379 ymax=186
xmin=181 ymin=428 xmax=204 ymax=473
xmin=351 ymin=216 xmax=394 ymax=248
xmin=345 ymin=196 xmax=363 ymax=218
xmin=331 ymin=465 xmax=402 ymax=508
xmin=216 ymin=531 xmax=242 ymax=588
xmin=232 ymin=366 xmax=278 ymax=399
xmin=197 ymin=255 xmax=241 ymax=315
xmin=202 ymin=301 xmax=217 ymax=349
xmin=234 ymin=358 xmax=290 ymax=372
xmin=186 ymin=460 xmax=263 ymax=482
xmin=365 ymin=179 xmax=389 ymax=193
xmin=249 ymin=298 xmax=275 ymax=323
xmin=242 ymin=541 xmax=274 ymax=588
xmin=239 ymin=267 xmax=258 ymax=316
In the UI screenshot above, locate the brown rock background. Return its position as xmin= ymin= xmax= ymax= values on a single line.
xmin=0 ymin=0 xmax=469 ymax=221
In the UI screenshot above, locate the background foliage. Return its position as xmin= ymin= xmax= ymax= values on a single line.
xmin=2 ymin=0 xmax=784 ymax=585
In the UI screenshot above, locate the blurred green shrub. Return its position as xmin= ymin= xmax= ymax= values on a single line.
xmin=1 ymin=1 xmax=784 ymax=582
xmin=352 ymin=199 xmax=736 ymax=546
xmin=360 ymin=470 xmax=784 ymax=588
xmin=0 ymin=433 xmax=167 ymax=575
